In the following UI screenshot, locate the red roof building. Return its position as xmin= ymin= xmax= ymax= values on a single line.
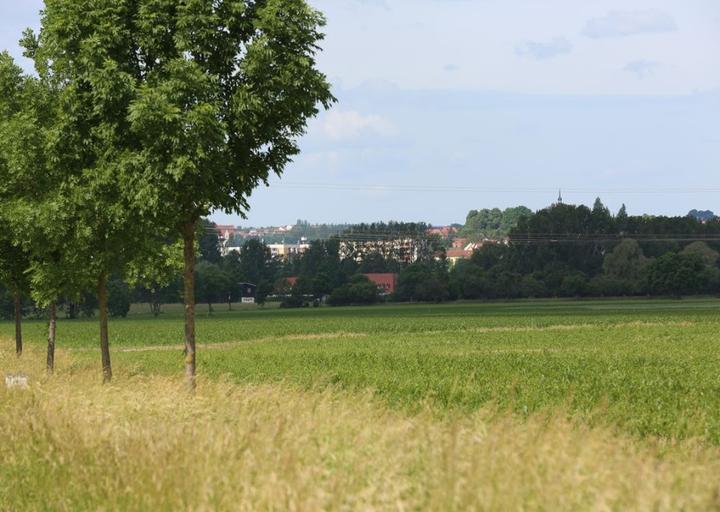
xmin=427 ymin=226 xmax=458 ymax=239
xmin=362 ymin=273 xmax=398 ymax=295
xmin=445 ymin=249 xmax=473 ymax=266
xmin=213 ymin=224 xmax=237 ymax=241
xmin=281 ymin=274 xmax=398 ymax=296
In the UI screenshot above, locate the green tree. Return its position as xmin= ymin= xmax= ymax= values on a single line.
xmin=645 ymin=253 xmax=704 ymax=297
xmin=396 ymin=262 xmax=449 ymax=302
xmin=327 ymin=275 xmax=379 ymax=306
xmin=239 ymin=240 xmax=272 ymax=286
xmin=0 ymin=234 xmax=30 ymax=357
xmin=681 ymin=242 xmax=719 ymax=267
xmin=616 ymin=204 xmax=629 ymax=232
xmin=0 ymin=52 xmax=37 ymax=357
xmin=195 ymin=261 xmax=230 ymax=314
xmin=31 ymin=0 xmax=278 ymax=384
xmin=198 ymin=219 xmax=222 ymax=264
xmin=602 ymin=239 xmax=648 ymax=286
xmin=591 ymin=198 xmax=614 ymax=234
xmin=461 ymin=206 xmax=532 ymax=241
xmin=111 ymin=0 xmax=333 ymax=388
xmin=22 ymin=12 xmax=176 ymax=382
xmin=108 ymin=279 xmax=131 ymax=318
xmin=0 ymin=55 xmax=96 ymax=371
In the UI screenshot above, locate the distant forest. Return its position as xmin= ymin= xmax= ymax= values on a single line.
xmin=449 ymin=200 xmax=720 ymax=302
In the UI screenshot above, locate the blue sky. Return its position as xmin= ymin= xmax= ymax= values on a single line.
xmin=3 ymin=0 xmax=719 ymax=226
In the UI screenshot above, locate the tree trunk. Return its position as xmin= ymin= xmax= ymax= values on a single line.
xmin=47 ymin=303 xmax=57 ymax=373
xmin=98 ymin=274 xmax=112 ymax=383
xmin=149 ymin=289 xmax=161 ymax=317
xmin=14 ymin=292 xmax=22 ymax=357
xmin=183 ymin=220 xmax=197 ymax=391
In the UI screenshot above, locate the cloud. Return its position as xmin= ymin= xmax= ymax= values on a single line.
xmin=623 ymin=60 xmax=660 ymax=79
xmin=317 ymin=110 xmax=395 ymax=140
xmin=515 ymin=37 xmax=572 ymax=60
xmin=583 ymin=10 xmax=677 ymax=39
xmin=444 ymin=64 xmax=459 ymax=72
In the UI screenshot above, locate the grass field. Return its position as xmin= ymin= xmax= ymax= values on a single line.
xmin=2 ymin=299 xmax=720 ymax=510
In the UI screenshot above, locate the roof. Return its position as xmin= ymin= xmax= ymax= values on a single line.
xmin=362 ymin=273 xmax=398 ymax=282
xmin=446 ymin=249 xmax=472 ymax=259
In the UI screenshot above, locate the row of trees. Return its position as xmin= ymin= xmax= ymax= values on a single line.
xmin=277 ymin=201 xmax=720 ymax=303
xmin=9 ymin=200 xmax=713 ymax=323
xmin=0 ymin=0 xmax=334 ymax=388
xmin=445 ymin=201 xmax=720 ymax=301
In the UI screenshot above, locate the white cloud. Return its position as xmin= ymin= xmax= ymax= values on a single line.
xmin=317 ymin=110 xmax=395 ymax=140
xmin=583 ymin=10 xmax=677 ymax=39
xmin=515 ymin=37 xmax=572 ymax=60
xmin=623 ymin=60 xmax=660 ymax=79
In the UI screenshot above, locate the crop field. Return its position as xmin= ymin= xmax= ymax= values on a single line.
xmin=3 ymin=299 xmax=720 ymax=510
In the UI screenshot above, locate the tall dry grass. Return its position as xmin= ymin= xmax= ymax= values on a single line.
xmin=2 ymin=345 xmax=720 ymax=511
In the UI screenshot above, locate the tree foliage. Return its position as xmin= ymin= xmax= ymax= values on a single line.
xmin=461 ymin=206 xmax=532 ymax=241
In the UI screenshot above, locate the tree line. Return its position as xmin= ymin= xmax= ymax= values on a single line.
xmin=452 ymin=200 xmax=720 ymax=301
xmin=126 ymin=201 xmax=720 ymax=309
xmin=0 ymin=0 xmax=334 ymax=388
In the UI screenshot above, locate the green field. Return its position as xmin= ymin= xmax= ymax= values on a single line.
xmin=4 ymin=298 xmax=720 ymax=510
xmin=5 ymin=298 xmax=720 ymax=443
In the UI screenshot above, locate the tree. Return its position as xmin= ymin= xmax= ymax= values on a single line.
xmin=616 ymin=204 xmax=629 ymax=232
xmin=34 ymin=0 xmax=335 ymax=389
xmin=396 ymin=262 xmax=449 ymax=302
xmin=591 ymin=198 xmax=614 ymax=234
xmin=32 ymin=0 xmax=274 ymax=382
xmin=198 ymin=219 xmax=222 ymax=264
xmin=645 ymin=253 xmax=704 ymax=297
xmin=603 ymin=240 xmax=646 ymax=278
xmin=327 ymin=275 xmax=379 ymax=306
xmin=238 ymin=240 xmax=272 ymax=286
xmin=108 ymin=279 xmax=132 ymax=318
xmin=0 ymin=54 xmax=89 ymax=372
xmin=0 ymin=234 xmax=30 ymax=357
xmin=30 ymin=1 xmax=222 ymax=383
xmin=358 ymin=252 xmax=398 ymax=273
xmin=0 ymin=51 xmax=72 ymax=361
xmin=461 ymin=206 xmax=532 ymax=241
xmin=688 ymin=210 xmax=716 ymax=222
xmin=195 ymin=261 xmax=230 ymax=314
xmin=682 ymin=242 xmax=719 ymax=267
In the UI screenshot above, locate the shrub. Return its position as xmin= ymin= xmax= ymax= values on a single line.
xmin=328 ymin=276 xmax=379 ymax=306
xmin=108 ymin=279 xmax=131 ymax=318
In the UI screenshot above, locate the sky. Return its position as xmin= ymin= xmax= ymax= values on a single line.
xmin=2 ymin=0 xmax=719 ymax=227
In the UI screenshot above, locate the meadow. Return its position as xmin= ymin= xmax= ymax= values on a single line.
xmin=2 ymin=299 xmax=720 ymax=510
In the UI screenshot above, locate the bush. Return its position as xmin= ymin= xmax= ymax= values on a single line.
xmin=560 ymin=273 xmax=588 ymax=297
xmin=328 ymin=276 xmax=379 ymax=306
xmin=280 ymin=290 xmax=308 ymax=308
xmin=108 ymin=279 xmax=131 ymax=318
xmin=645 ymin=253 xmax=704 ymax=297
xmin=589 ymin=276 xmax=641 ymax=297
xmin=396 ymin=263 xmax=449 ymax=302
xmin=520 ymin=276 xmax=547 ymax=298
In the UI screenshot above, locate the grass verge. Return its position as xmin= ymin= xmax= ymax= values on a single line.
xmin=2 ymin=346 xmax=720 ymax=511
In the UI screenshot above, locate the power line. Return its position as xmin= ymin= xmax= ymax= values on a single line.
xmin=275 ymin=182 xmax=720 ymax=195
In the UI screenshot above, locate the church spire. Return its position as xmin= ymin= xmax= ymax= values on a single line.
xmin=557 ymin=189 xmax=563 ymax=205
